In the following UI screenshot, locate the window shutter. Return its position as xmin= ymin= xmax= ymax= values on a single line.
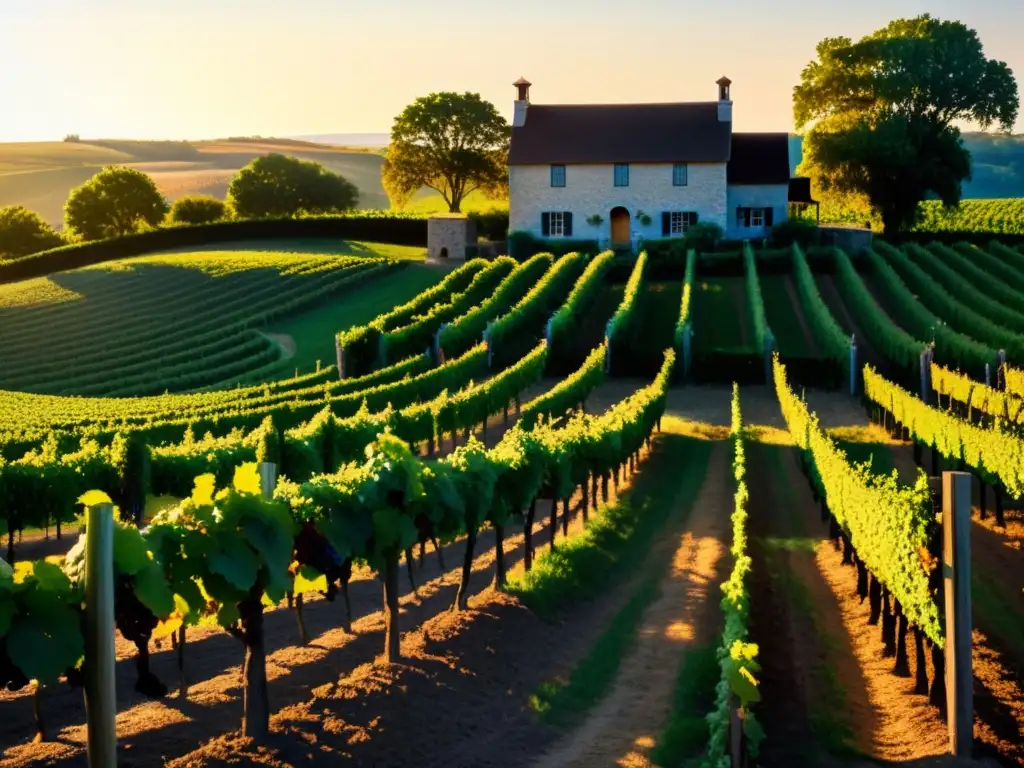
xmin=765 ymin=207 xmax=774 ymax=227
xmin=662 ymin=212 xmax=671 ymax=236
xmin=564 ymin=212 xmax=573 ymax=237
xmin=541 ymin=212 xmax=550 ymax=237
xmin=743 ymin=208 xmax=751 ymax=227
xmin=693 ymin=212 xmax=699 ymax=223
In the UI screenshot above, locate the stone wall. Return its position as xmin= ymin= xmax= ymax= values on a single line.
xmin=819 ymin=225 xmax=873 ymax=254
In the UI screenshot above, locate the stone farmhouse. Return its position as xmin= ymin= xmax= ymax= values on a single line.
xmin=507 ymin=76 xmax=815 ymax=249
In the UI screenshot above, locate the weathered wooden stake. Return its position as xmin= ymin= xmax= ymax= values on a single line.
xmin=942 ymin=471 xmax=973 ymax=757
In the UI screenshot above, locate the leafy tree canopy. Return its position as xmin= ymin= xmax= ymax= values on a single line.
xmin=383 ymin=92 xmax=509 ymax=213
xmin=227 ymin=154 xmax=359 ymax=219
xmin=0 ymin=205 xmax=64 ymax=259
xmin=64 ymin=166 xmax=169 ymax=241
xmin=794 ymin=15 xmax=1019 ymax=233
xmin=169 ymin=195 xmax=229 ymax=226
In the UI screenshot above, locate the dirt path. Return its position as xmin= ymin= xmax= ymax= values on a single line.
xmin=781 ymin=274 xmax=823 ymax=357
xmin=530 ymin=442 xmax=731 ymax=768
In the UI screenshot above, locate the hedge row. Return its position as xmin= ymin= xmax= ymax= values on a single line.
xmin=0 ymin=213 xmax=429 ymax=285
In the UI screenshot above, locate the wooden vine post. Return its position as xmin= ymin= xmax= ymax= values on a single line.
xmin=83 ymin=500 xmax=117 ymax=768
xmin=942 ymin=471 xmax=973 ymax=758
xmin=849 ymin=335 xmax=857 ymax=395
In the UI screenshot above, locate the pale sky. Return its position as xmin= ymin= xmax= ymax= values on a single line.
xmin=0 ymin=0 xmax=1020 ymax=142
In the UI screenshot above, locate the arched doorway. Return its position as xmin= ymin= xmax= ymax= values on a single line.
xmin=439 ymin=246 xmax=449 ymax=259
xmin=610 ymin=207 xmax=630 ymax=243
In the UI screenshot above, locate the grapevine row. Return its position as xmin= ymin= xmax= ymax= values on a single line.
xmin=929 ymin=362 xmax=1024 ymax=425
xmin=705 ymin=383 xmax=763 ymax=767
xmin=791 ymin=244 xmax=848 ymax=376
xmin=607 ymin=251 xmax=648 ymax=373
xmin=743 ymin=242 xmax=771 ymax=352
xmin=775 ymin=356 xmax=942 ymax=644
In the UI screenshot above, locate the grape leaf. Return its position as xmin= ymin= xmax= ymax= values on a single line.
xmin=233 ymin=464 xmax=263 ymax=497
xmin=112 ymin=524 xmax=151 ymax=576
xmin=6 ymin=608 xmax=84 ymax=684
xmin=208 ymin=538 xmax=258 ymax=592
xmin=0 ymin=557 xmax=13 ymax=582
xmin=0 ymin=600 xmax=16 ymax=638
xmin=318 ymin=509 xmax=373 ymax=560
xmin=191 ymin=474 xmax=216 ymax=506
xmin=132 ymin=564 xmax=176 ymax=619
xmin=241 ymin=518 xmax=291 ymax=574
xmin=32 ymin=561 xmax=71 ymax=593
xmin=216 ymin=602 xmax=240 ymax=629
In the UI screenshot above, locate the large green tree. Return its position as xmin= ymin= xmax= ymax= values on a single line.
xmin=383 ymin=92 xmax=509 ymax=213
xmin=64 ymin=167 xmax=169 ymax=241
xmin=794 ymin=15 xmax=1019 ymax=233
xmin=0 ymin=206 xmax=64 ymax=258
xmin=227 ymin=154 xmax=358 ymax=219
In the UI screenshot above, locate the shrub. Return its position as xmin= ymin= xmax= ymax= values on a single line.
xmin=508 ymin=230 xmax=599 ymax=261
xmin=638 ymin=237 xmax=687 ymax=271
xmin=64 ymin=166 xmax=169 ymax=241
xmin=770 ymin=218 xmax=819 ymax=249
xmin=467 ymin=208 xmax=509 ymax=240
xmin=682 ymin=221 xmax=724 ymax=254
xmin=0 ymin=206 xmax=64 ymax=259
xmin=228 ymin=153 xmax=359 ymax=219
xmin=169 ymin=195 xmax=229 ymax=226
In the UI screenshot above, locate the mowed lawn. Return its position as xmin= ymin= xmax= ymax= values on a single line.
xmin=155 ymin=238 xmax=426 ymax=260
xmin=269 ymin=262 xmax=453 ymax=372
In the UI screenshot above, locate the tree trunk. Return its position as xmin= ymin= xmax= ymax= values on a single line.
xmin=868 ymin=574 xmax=882 ymax=625
xmin=419 ymin=539 xmax=427 ymax=568
xmin=294 ymin=593 xmax=309 ymax=646
xmin=405 ymin=547 xmax=417 ymax=594
xmin=56 ymin=518 xmax=62 ymax=540
xmin=33 ymin=683 xmax=44 ymax=743
xmin=979 ymin=479 xmax=987 ymax=520
xmin=177 ymin=625 xmax=188 ymax=699
xmin=561 ymin=497 xmax=570 ymax=536
xmin=433 ymin=534 xmax=446 ymax=571
xmin=550 ymin=499 xmax=558 ymax=549
xmin=914 ymin=628 xmax=929 ymax=695
xmin=931 ymin=445 xmax=939 ymax=477
xmin=581 ymin=481 xmax=590 ymax=524
xmin=504 ymin=404 xmax=509 ymax=426
xmin=454 ymin=523 xmax=477 ymax=611
xmin=893 ymin=600 xmax=910 ymax=677
xmin=881 ymin=589 xmax=895 ymax=657
xmin=494 ymin=524 xmax=506 ymax=590
xmin=995 ymin=485 xmax=1005 ymax=527
xmin=6 ymin=527 xmax=13 ymax=565
xmin=602 ymin=473 xmax=609 ymax=504
xmin=855 ymin=556 xmax=868 ymax=601
xmin=840 ymin=532 xmax=853 ymax=565
xmin=134 ymin=639 xmax=167 ymax=698
xmin=591 ymin=473 xmax=599 ymax=511
xmin=241 ymin=599 xmax=270 ymax=740
xmin=524 ymin=498 xmax=537 ymax=571
xmin=383 ymin=551 xmax=401 ymax=662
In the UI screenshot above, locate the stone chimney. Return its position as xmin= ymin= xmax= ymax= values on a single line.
xmin=716 ymin=76 xmax=732 ymax=123
xmin=513 ymin=77 xmax=531 ymax=128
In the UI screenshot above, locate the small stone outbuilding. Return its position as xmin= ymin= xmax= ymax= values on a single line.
xmin=428 ymin=215 xmax=476 ymax=261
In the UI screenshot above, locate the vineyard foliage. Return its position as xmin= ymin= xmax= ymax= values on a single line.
xmin=830 ymin=247 xmax=923 ymax=373
xmin=1007 ymin=366 xmax=1024 ymax=399
xmin=791 ymin=244 xmax=848 ymax=375
xmin=930 ymin=362 xmax=1024 ymax=425
xmin=922 ymin=242 xmax=1021 ymax=318
xmin=903 ymin=243 xmax=1024 ymax=334
xmin=673 ymin=248 xmax=696 ymax=351
xmin=874 ymin=242 xmax=1024 ymax=361
xmin=774 ymin=357 xmax=942 ymax=645
xmin=743 ymin=243 xmax=770 ymax=352
xmin=548 ymin=251 xmax=616 ymax=362
xmin=705 ymin=383 xmax=763 ymax=767
xmin=863 ymin=365 xmax=1024 ymax=499
xmin=607 ymin=251 xmax=648 ymax=370
xmin=863 ymin=247 xmax=997 ymax=375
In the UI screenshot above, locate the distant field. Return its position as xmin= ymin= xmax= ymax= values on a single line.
xmin=802 ymin=196 xmax=1024 ymax=234
xmin=402 ymin=187 xmax=509 ymax=214
xmin=0 ymin=242 xmax=416 ymax=396
xmin=0 ymin=138 xmax=393 ymax=227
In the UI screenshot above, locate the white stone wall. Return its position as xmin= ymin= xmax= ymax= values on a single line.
xmin=509 ymin=162 xmax=728 ymax=243
xmin=427 ymin=216 xmax=475 ymax=261
xmin=725 ymin=184 xmax=790 ymax=240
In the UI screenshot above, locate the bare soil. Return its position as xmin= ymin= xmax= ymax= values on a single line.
xmin=531 ymin=441 xmax=731 ymax=768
